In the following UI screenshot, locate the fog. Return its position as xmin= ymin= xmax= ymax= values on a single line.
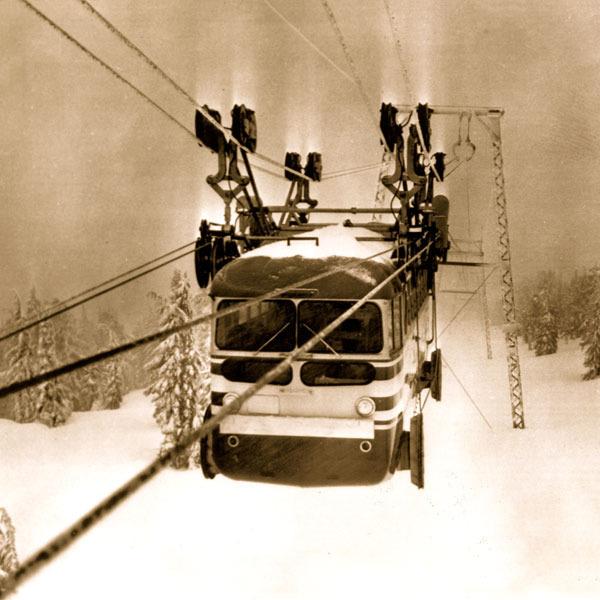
xmin=1 ymin=0 xmax=599 ymax=312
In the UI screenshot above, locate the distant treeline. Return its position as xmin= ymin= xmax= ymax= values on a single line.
xmin=519 ymin=267 xmax=600 ymax=379
xmin=0 ymin=282 xmax=211 ymax=425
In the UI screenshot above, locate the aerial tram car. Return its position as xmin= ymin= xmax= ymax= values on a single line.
xmin=193 ymin=102 xmax=449 ymax=488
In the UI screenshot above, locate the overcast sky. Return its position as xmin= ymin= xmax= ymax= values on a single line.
xmin=1 ymin=0 xmax=600 ymax=316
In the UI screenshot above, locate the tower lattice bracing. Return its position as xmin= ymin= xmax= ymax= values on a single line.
xmin=484 ymin=115 xmax=525 ymax=428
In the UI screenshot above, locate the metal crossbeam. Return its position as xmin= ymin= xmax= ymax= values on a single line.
xmin=395 ymin=104 xmax=504 ymax=117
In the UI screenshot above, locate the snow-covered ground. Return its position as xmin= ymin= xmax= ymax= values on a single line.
xmin=2 ymin=325 xmax=599 ymax=599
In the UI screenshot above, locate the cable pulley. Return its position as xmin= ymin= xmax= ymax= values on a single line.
xmin=231 ymin=104 xmax=257 ymax=152
xmin=304 ymin=152 xmax=322 ymax=182
xmin=211 ymin=237 xmax=226 ymax=278
xmin=416 ymin=103 xmax=433 ymax=152
xmin=195 ymin=220 xmax=213 ymax=288
xmin=379 ymin=102 xmax=403 ymax=151
xmin=194 ymin=106 xmax=225 ymax=154
xmin=224 ymin=239 xmax=240 ymax=263
xmin=284 ymin=152 xmax=303 ymax=181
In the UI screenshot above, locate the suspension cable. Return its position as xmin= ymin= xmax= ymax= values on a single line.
xmin=381 ymin=0 xmax=414 ymax=104
xmin=441 ymin=355 xmax=493 ymax=430
xmin=72 ymin=0 xmax=310 ymax=182
xmin=0 ymin=241 xmax=432 ymax=597
xmin=0 ymin=244 xmax=397 ymax=402
xmin=251 ymin=162 xmax=287 ymax=180
xmin=0 ymin=242 xmax=208 ymax=346
xmin=0 ymin=240 xmax=197 ymax=340
xmin=16 ymin=0 xmax=303 ymax=183
xmin=438 ymin=266 xmax=498 ymax=339
xmin=318 ymin=0 xmax=391 ymax=152
xmin=322 ymin=161 xmax=390 ymax=180
xmin=261 ymin=0 xmax=355 ymax=85
xmin=16 ymin=0 xmax=198 ymax=143
xmin=74 ymin=0 xmax=198 ymax=114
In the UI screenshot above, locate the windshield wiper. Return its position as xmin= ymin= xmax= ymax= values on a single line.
xmin=301 ymin=323 xmax=339 ymax=356
xmin=254 ymin=322 xmax=291 ymax=354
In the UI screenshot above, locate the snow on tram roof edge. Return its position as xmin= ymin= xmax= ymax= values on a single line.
xmin=241 ymin=225 xmax=393 ymax=263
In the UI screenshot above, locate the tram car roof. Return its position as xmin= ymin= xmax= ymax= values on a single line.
xmin=211 ymin=225 xmax=402 ymax=300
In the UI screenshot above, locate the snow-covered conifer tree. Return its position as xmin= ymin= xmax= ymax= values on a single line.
xmin=4 ymin=297 xmax=37 ymax=422
xmin=103 ymin=359 xmax=123 ymax=409
xmin=533 ymin=288 xmax=558 ymax=356
xmin=25 ymin=288 xmax=42 ymax=353
xmin=78 ymin=366 xmax=101 ymax=411
xmin=521 ymin=292 xmax=539 ymax=351
xmin=145 ymin=271 xmax=204 ymax=469
xmin=71 ymin=308 xmax=100 ymax=411
xmin=0 ymin=508 xmax=19 ymax=590
xmin=100 ymin=326 xmax=124 ymax=410
xmin=580 ymin=268 xmax=600 ymax=380
xmin=560 ymin=271 xmax=583 ymax=339
xmin=51 ymin=308 xmax=89 ymax=412
xmin=89 ymin=324 xmax=124 ymax=410
xmin=35 ymin=319 xmax=73 ymax=427
xmin=569 ymin=269 xmax=597 ymax=339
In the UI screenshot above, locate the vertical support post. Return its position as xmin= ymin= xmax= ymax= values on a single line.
xmin=484 ymin=115 xmax=525 ymax=428
xmin=373 ymin=149 xmax=393 ymax=221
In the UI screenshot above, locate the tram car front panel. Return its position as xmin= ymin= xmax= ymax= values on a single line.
xmin=204 ymin=226 xmax=431 ymax=486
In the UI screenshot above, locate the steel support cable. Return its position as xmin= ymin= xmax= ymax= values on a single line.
xmin=0 ymin=240 xmax=198 ymax=342
xmin=444 ymin=159 xmax=464 ymax=179
xmin=0 ymin=242 xmax=432 ymax=597
xmin=261 ymin=0 xmax=356 ymax=84
xmin=322 ymin=161 xmax=390 ymax=180
xmin=0 ymin=243 xmax=207 ymax=346
xmin=318 ymin=0 xmax=392 ymax=152
xmin=73 ymin=0 xmax=310 ymax=182
xmin=0 ymin=244 xmax=397 ymax=402
xmin=16 ymin=0 xmax=295 ymax=183
xmin=323 ymin=161 xmax=387 ymax=177
xmin=417 ymin=388 xmax=430 ymax=414
xmin=74 ymin=0 xmax=197 ymax=118
xmin=262 ymin=0 xmax=394 ymax=155
xmin=251 ymin=163 xmax=287 ymax=180
xmin=16 ymin=0 xmax=199 ymax=144
xmin=441 ymin=355 xmax=493 ymax=430
xmin=438 ymin=265 xmax=499 ymax=339
xmin=381 ymin=0 xmax=415 ymax=104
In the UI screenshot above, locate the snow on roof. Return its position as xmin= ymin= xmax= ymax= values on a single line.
xmin=242 ymin=225 xmax=392 ymax=263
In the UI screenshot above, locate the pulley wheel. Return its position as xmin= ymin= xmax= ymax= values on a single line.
xmin=224 ymin=239 xmax=240 ymax=263
xmin=211 ymin=237 xmax=226 ymax=278
xmin=194 ymin=237 xmax=212 ymax=288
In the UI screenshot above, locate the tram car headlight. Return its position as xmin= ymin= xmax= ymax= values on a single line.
xmin=355 ymin=396 xmax=376 ymax=418
xmin=223 ymin=392 xmax=240 ymax=406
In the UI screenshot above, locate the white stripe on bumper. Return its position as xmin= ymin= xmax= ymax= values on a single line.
xmin=218 ymin=414 xmax=375 ymax=439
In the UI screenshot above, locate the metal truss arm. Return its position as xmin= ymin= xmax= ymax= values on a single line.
xmin=479 ymin=114 xmax=525 ymax=429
